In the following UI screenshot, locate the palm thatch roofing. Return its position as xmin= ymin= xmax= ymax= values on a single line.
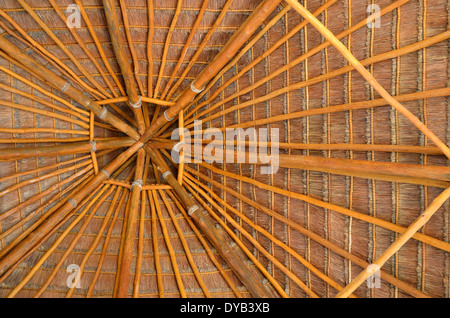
xmin=0 ymin=0 xmax=449 ymax=298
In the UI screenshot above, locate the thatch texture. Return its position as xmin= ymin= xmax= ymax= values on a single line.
xmin=0 ymin=0 xmax=449 ymax=298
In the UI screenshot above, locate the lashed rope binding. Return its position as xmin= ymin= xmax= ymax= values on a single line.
xmin=89 ymin=141 xmax=97 ymax=152
xmin=190 ymin=80 xmax=204 ymax=94
xmin=131 ymin=179 xmax=143 ymax=191
xmin=98 ymin=106 xmax=108 ymax=119
xmin=129 ymin=96 xmax=142 ymax=108
xmin=61 ymin=82 xmax=71 ymax=93
xmin=100 ymin=169 xmax=110 ymax=179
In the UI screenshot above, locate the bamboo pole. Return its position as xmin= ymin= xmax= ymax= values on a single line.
xmin=177 ymin=112 xmax=184 ymax=185
xmin=116 ymin=149 xmax=146 ymax=298
xmin=0 ymin=79 xmax=89 ymax=120
xmin=133 ymin=155 xmax=150 ymax=297
xmin=184 ymin=0 xmax=331 ymax=118
xmin=0 ymin=137 xmax=134 ymax=161
xmin=119 ymin=0 xmax=145 ymax=95
xmin=0 ymin=161 xmax=92 ymax=202
xmin=159 ymin=0 xmax=210 ymax=100
xmin=159 ymin=137 xmax=444 ymax=156
xmin=38 ymin=184 xmax=117 ymax=298
xmin=0 ymin=17 xmax=75 ymax=89
xmin=0 ymin=175 xmax=98 ymax=286
xmin=184 ymin=177 xmax=314 ymax=298
xmin=16 ymin=0 xmax=112 ymax=98
xmin=0 ymin=36 xmax=140 ymax=140
xmin=183 ymin=172 xmax=356 ymax=297
xmin=0 ymin=141 xmax=143 ymax=277
xmin=182 ymin=165 xmax=429 ymax=298
xmin=184 ymin=147 xmax=450 ymax=188
xmin=195 ymin=162 xmax=450 ymax=253
xmin=143 ymin=147 xmax=274 ymax=297
xmin=163 ymin=0 xmax=234 ymax=101
xmin=65 ymin=185 xmax=123 ymax=298
xmin=0 ymin=98 xmax=89 ymax=129
xmin=147 ymin=0 xmax=155 ymax=97
xmin=184 ymin=87 xmax=450 ymax=135
xmin=183 ymin=29 xmax=450 ymax=130
xmin=48 ymin=0 xmax=118 ymax=97
xmin=0 ymin=168 xmax=93 ymax=244
xmin=102 ymin=0 xmax=146 ymax=134
xmin=139 ymin=0 xmax=283 ymax=142
xmin=7 ymin=184 xmax=114 ymax=298
xmin=89 ymin=112 xmax=99 ymax=175
xmin=73 ymin=0 xmax=126 ymax=96
xmin=0 ymin=152 xmax=93 ymax=192
xmin=0 ymin=8 xmax=103 ymax=98
xmin=183 ymin=0 xmax=412 ymax=124
xmin=151 ymin=189 xmax=187 ymax=297
xmin=113 ymin=181 xmax=133 ymax=297
xmin=147 ymin=189 xmax=164 ymax=297
xmin=97 ymin=96 xmax=175 ymax=107
xmin=336 ymin=187 xmax=450 ymax=298
xmin=153 ymin=0 xmax=182 ymax=99
xmin=159 ymin=189 xmax=211 ymax=298
xmin=102 ymin=179 xmax=172 ymax=190
xmin=87 ymin=177 xmax=133 ymax=297
xmin=165 ymin=190 xmax=243 ymax=298
xmin=284 ymin=0 xmax=450 ymax=159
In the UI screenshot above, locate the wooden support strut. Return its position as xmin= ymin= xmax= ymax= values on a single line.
xmin=185 ymin=147 xmax=450 ymax=188
xmin=139 ymin=0 xmax=284 ymax=142
xmin=0 ymin=141 xmax=143 ymax=278
xmin=284 ymin=0 xmax=450 ymax=159
xmin=0 ymin=137 xmax=134 ymax=161
xmin=336 ymin=186 xmax=450 ymax=298
xmin=116 ymin=149 xmax=146 ymax=297
xmin=0 ymin=36 xmax=140 ymax=141
xmin=102 ymin=0 xmax=146 ymax=134
xmin=143 ymin=147 xmax=277 ymax=298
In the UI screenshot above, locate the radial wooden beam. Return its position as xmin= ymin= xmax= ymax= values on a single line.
xmin=0 ymin=141 xmax=143 ymax=278
xmin=284 ymin=0 xmax=450 ymax=159
xmin=159 ymin=0 xmax=210 ymax=100
xmin=102 ymin=0 xmax=146 ymax=134
xmin=180 ymin=30 xmax=450 ymax=130
xmin=0 ymin=36 xmax=140 ymax=140
xmin=0 ymin=138 xmax=134 ymax=161
xmin=16 ymin=0 xmax=111 ymax=99
xmin=336 ymin=186 xmax=450 ymax=298
xmin=197 ymin=161 xmax=450 ymax=254
xmin=139 ymin=0 xmax=284 ymax=142
xmin=143 ymin=147 xmax=276 ymax=297
xmin=186 ymin=148 xmax=450 ymax=188
xmin=116 ymin=149 xmax=146 ymax=298
xmin=182 ymin=165 xmax=430 ymax=298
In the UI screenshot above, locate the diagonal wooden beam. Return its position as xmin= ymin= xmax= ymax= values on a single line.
xmin=284 ymin=0 xmax=450 ymax=159
xmin=0 ymin=37 xmax=140 ymax=140
xmin=336 ymin=186 xmax=450 ymax=298
xmin=103 ymin=0 xmax=146 ymax=134
xmin=143 ymin=147 xmax=277 ymax=297
xmin=0 ymin=142 xmax=143 ymax=278
xmin=139 ymin=0 xmax=283 ymax=142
